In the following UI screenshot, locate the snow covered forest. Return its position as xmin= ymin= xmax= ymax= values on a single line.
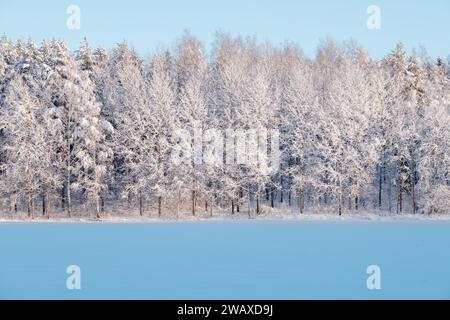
xmin=0 ymin=33 xmax=449 ymax=219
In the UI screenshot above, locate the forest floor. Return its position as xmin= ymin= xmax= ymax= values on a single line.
xmin=1 ymin=207 xmax=449 ymax=222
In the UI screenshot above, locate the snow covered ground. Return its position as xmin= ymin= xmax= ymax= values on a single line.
xmin=1 ymin=220 xmax=449 ymax=299
xmin=1 ymin=209 xmax=450 ymax=223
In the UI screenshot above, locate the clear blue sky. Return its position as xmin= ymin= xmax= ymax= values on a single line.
xmin=1 ymin=0 xmax=449 ymax=59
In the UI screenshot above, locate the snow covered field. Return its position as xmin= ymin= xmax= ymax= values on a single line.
xmin=1 ymin=220 xmax=449 ymax=299
xmin=1 ymin=210 xmax=450 ymax=223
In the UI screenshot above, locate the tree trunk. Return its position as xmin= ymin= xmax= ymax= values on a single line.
xmin=27 ymin=192 xmax=34 ymax=219
xmin=46 ymin=192 xmax=51 ymax=219
xmin=127 ymin=191 xmax=132 ymax=208
xmin=256 ymin=183 xmax=260 ymax=215
xmin=288 ymin=158 xmax=292 ymax=206
xmin=42 ymin=190 xmax=51 ymax=219
xmin=66 ymin=100 xmax=72 ymax=218
xmin=158 ymin=196 xmax=162 ymax=217
xmin=338 ymin=177 xmax=344 ymax=216
xmin=32 ymin=196 xmax=35 ymax=219
xmin=298 ymin=187 xmax=304 ymax=214
xmin=237 ymin=188 xmax=242 ymax=213
xmin=42 ymin=191 xmax=46 ymax=216
xmin=210 ymin=194 xmax=213 ymax=217
xmin=247 ymin=190 xmax=251 ymax=218
xmin=270 ymin=187 xmax=274 ymax=208
xmin=61 ymin=185 xmax=65 ymax=210
xmin=378 ymin=164 xmax=382 ymax=209
xmin=397 ymin=186 xmax=403 ymax=214
xmin=95 ymin=195 xmax=101 ymax=219
xmin=387 ymin=165 xmax=392 ymax=213
xmin=280 ymin=176 xmax=284 ymax=204
xmin=67 ymin=180 xmax=71 ymax=218
xmin=411 ymin=161 xmax=416 ymax=214
xmin=412 ymin=184 xmax=416 ymax=214
xmin=191 ymin=190 xmax=196 ymax=216
xmin=256 ymin=194 xmax=260 ymax=215
xmin=12 ymin=195 xmax=17 ymax=216
xmin=27 ymin=192 xmax=31 ymax=218
xmin=139 ymin=191 xmax=143 ymax=216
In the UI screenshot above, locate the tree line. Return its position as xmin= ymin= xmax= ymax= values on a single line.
xmin=0 ymin=33 xmax=449 ymax=219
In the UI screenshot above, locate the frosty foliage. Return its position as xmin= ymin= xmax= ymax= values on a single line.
xmin=0 ymin=34 xmax=449 ymax=218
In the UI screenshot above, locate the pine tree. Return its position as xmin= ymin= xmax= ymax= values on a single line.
xmin=175 ymin=32 xmax=209 ymax=216
xmin=46 ymin=41 xmax=111 ymax=217
xmin=0 ymin=76 xmax=50 ymax=218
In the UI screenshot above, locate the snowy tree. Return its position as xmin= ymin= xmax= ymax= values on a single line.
xmin=278 ymin=47 xmax=318 ymax=213
xmin=415 ymin=58 xmax=450 ymax=213
xmin=0 ymin=76 xmax=51 ymax=218
xmin=146 ymin=52 xmax=178 ymax=216
xmin=175 ymin=32 xmax=209 ymax=216
xmin=46 ymin=41 xmax=111 ymax=217
xmin=105 ymin=43 xmax=177 ymax=216
xmin=104 ymin=42 xmax=152 ymax=215
xmin=209 ymin=34 xmax=249 ymax=214
xmin=0 ymin=39 xmax=59 ymax=218
xmin=382 ymin=43 xmax=412 ymax=213
xmin=243 ymin=49 xmax=278 ymax=215
xmin=76 ymin=38 xmax=114 ymax=213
